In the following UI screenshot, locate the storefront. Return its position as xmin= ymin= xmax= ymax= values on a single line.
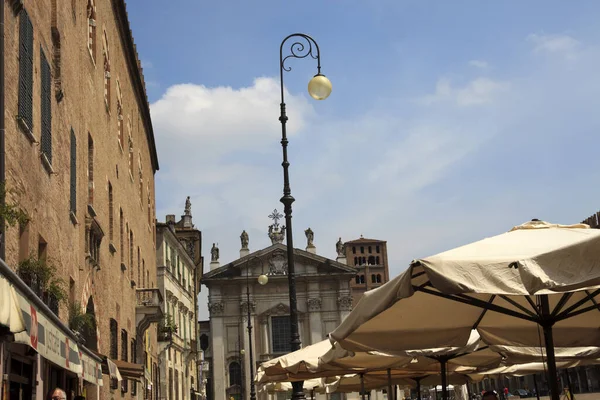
xmin=0 ymin=260 xmax=102 ymax=400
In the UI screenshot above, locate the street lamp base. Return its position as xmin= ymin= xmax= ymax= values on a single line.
xmin=291 ymin=381 xmax=306 ymax=400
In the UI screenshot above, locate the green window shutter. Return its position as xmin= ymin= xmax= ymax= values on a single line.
xmin=18 ymin=10 xmax=34 ymax=130
xmin=40 ymin=48 xmax=52 ymax=163
xmin=70 ymin=129 xmax=77 ymax=213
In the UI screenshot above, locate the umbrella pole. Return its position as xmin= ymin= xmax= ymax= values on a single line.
xmin=360 ymin=373 xmax=366 ymax=400
xmin=533 ymin=374 xmax=540 ymax=400
xmin=440 ymin=358 xmax=448 ymax=400
xmin=311 ymin=388 xmax=315 ymax=400
xmin=540 ymin=295 xmax=560 ymax=400
xmin=466 ymin=381 xmax=471 ymax=400
xmin=415 ymin=377 xmax=422 ymax=400
xmin=387 ymin=369 xmax=393 ymax=400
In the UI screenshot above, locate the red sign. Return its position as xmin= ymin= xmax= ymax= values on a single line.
xmin=30 ymin=306 xmax=38 ymax=350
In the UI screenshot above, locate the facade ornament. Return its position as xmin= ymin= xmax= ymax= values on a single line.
xmin=305 ymin=228 xmax=314 ymax=247
xmin=185 ymin=196 xmax=192 ymax=216
xmin=210 ymin=243 xmax=219 ymax=262
xmin=307 ymin=298 xmax=321 ymax=311
xmin=268 ymin=209 xmax=286 ymax=245
xmin=274 ymin=303 xmax=288 ymax=315
xmin=268 ymin=250 xmax=288 ymax=275
xmin=337 ymin=295 xmax=353 ymax=311
xmin=336 ymin=237 xmax=345 ymax=257
xmin=208 ymin=302 xmax=224 ymax=316
xmin=240 ymin=230 xmax=249 ymax=250
xmin=240 ymin=300 xmax=256 ymax=314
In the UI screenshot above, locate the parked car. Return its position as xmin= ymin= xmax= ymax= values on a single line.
xmin=513 ymin=389 xmax=532 ymax=398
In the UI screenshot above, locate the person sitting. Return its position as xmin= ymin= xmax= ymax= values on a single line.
xmin=482 ymin=391 xmax=498 ymax=400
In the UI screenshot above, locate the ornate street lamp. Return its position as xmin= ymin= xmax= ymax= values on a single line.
xmin=278 ymin=33 xmax=331 ymax=400
xmin=246 ymin=258 xmax=268 ymax=400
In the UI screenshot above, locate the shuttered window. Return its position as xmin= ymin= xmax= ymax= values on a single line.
xmin=18 ymin=10 xmax=34 ymax=131
xmin=40 ymin=48 xmax=52 ymax=163
xmin=70 ymin=129 xmax=77 ymax=213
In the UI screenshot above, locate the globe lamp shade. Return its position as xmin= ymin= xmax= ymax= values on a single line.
xmin=258 ymin=274 xmax=269 ymax=285
xmin=308 ymin=74 xmax=332 ymax=100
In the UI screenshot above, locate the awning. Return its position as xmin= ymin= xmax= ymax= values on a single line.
xmin=0 ymin=259 xmax=82 ymax=376
xmin=79 ymin=347 xmax=104 ymax=386
xmin=100 ymin=357 xmax=144 ymax=382
xmin=0 ymin=275 xmax=26 ymax=333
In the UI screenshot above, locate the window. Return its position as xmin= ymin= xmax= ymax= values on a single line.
xmin=131 ymin=339 xmax=137 ymax=395
xmin=138 ymin=154 xmax=143 ymax=202
xmin=376 ymin=256 xmax=380 ymax=265
xmin=228 ymin=362 xmax=242 ymax=387
xmin=102 ymin=32 xmax=110 ymax=110
xmin=18 ymin=10 xmax=34 ymax=132
xmin=376 ymin=274 xmax=382 ymax=283
xmin=368 ymin=256 xmax=375 ymax=265
xmin=87 ymin=0 xmax=96 ymax=61
xmin=128 ymin=125 xmax=133 ymax=178
xmin=360 ymin=275 xmax=365 ymax=284
xmin=355 ymin=275 xmax=359 ymax=284
xmin=147 ymin=185 xmax=151 ymax=226
xmin=69 ymin=129 xmax=77 ymax=214
xmin=116 ymin=81 xmax=124 ymax=148
xmin=371 ymin=274 xmax=376 ymax=283
xmin=169 ymin=368 xmax=173 ymax=400
xmin=40 ymin=49 xmax=52 ymax=165
xmin=271 ymin=316 xmax=291 ymax=353
xmin=121 ymin=330 xmax=128 ymax=392
xmin=137 ymin=247 xmax=140 ymax=285
xmin=108 ymin=183 xmax=113 ymax=241
xmin=360 ymin=246 xmax=364 ymax=254
xmin=129 ymin=230 xmax=133 ymax=273
xmin=362 ymin=257 xmax=366 ymax=265
xmin=109 ymin=319 xmax=118 ymax=389
xmin=352 ymin=246 xmax=356 ymax=254
xmin=87 ymin=134 xmax=94 ymax=205
xmin=376 ymin=245 xmax=380 ymax=253
xmin=368 ymin=246 xmax=372 ymax=253
xmin=119 ymin=209 xmax=124 ymax=264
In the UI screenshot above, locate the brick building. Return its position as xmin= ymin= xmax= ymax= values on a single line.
xmin=344 ymin=237 xmax=390 ymax=306
xmin=0 ymin=0 xmax=160 ymax=399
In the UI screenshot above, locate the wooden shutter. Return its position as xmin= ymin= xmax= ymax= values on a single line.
xmin=18 ymin=10 xmax=34 ymax=130
xmin=70 ymin=129 xmax=77 ymax=213
xmin=40 ymin=48 xmax=52 ymax=163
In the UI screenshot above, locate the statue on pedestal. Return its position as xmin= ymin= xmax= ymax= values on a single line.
xmin=336 ymin=237 xmax=345 ymax=257
xmin=240 ymin=230 xmax=249 ymax=250
xmin=210 ymin=243 xmax=219 ymax=262
xmin=305 ymin=228 xmax=314 ymax=248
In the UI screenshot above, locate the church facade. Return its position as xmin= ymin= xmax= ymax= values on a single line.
xmin=202 ymin=214 xmax=357 ymax=400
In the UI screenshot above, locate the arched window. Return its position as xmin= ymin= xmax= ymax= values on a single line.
xmin=102 ymin=31 xmax=110 ymax=110
xmin=360 ymin=246 xmax=364 ymax=254
xmin=362 ymin=257 xmax=366 ymax=264
xmin=359 ymin=275 xmax=365 ymax=284
xmin=229 ymin=362 xmax=242 ymax=387
xmin=376 ymin=245 xmax=380 ymax=253
xmin=352 ymin=246 xmax=356 ymax=254
xmin=354 ymin=257 xmax=358 ymax=265
xmin=371 ymin=274 xmax=376 ymax=283
xmin=355 ymin=275 xmax=360 ymax=284
xmin=368 ymin=256 xmax=375 ymax=265
xmin=376 ymin=274 xmax=382 ymax=283
xmin=87 ymin=0 xmax=96 ymax=61
xmin=376 ymin=256 xmax=380 ymax=265
xmin=138 ymin=154 xmax=143 ymax=201
xmin=116 ymin=81 xmax=123 ymax=148
xmin=368 ymin=246 xmax=372 ymax=253
xmin=357 ymin=258 xmax=362 ymax=266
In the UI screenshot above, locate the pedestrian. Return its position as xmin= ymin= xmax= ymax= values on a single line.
xmin=482 ymin=391 xmax=498 ymax=400
xmin=48 ymin=388 xmax=67 ymax=400
xmin=503 ymin=387 xmax=509 ymax=399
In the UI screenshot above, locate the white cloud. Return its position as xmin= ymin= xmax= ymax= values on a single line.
xmin=527 ymin=33 xmax=580 ymax=55
xmin=419 ymin=77 xmax=509 ymax=107
xmin=469 ymin=60 xmax=489 ymax=69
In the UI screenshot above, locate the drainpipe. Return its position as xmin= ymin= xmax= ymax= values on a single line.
xmin=0 ymin=0 xmax=6 ymax=260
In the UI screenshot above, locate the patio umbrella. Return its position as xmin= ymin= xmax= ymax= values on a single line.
xmin=330 ymin=220 xmax=600 ymax=400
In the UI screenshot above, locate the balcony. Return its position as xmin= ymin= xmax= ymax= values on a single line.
xmin=135 ymin=288 xmax=163 ymax=335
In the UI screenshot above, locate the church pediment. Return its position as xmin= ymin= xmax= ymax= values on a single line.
xmin=202 ymin=243 xmax=356 ymax=283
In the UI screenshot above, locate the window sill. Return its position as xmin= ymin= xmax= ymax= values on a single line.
xmin=17 ymin=117 xmax=36 ymax=143
xmin=87 ymin=204 xmax=97 ymax=218
xmin=121 ymin=262 xmax=127 ymax=272
xmin=130 ymin=279 xmax=136 ymax=288
xmin=109 ymin=242 xmax=117 ymax=254
xmin=40 ymin=153 xmax=54 ymax=175
xmin=69 ymin=211 xmax=78 ymax=225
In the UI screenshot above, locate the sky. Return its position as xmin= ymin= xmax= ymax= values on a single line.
xmin=126 ymin=1 xmax=600 ymax=320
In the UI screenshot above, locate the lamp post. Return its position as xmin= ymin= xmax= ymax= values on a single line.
xmin=246 ymin=259 xmax=269 ymax=400
xmin=278 ymin=33 xmax=332 ymax=400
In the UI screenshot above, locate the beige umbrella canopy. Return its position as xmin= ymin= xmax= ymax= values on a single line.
xmin=468 ymin=359 xmax=600 ymax=382
xmin=330 ymin=220 xmax=600 ymax=400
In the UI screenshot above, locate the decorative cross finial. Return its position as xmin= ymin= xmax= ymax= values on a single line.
xmin=268 ymin=209 xmax=284 ymax=229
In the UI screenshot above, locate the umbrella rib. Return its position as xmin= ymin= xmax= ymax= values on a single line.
xmin=524 ymin=295 xmax=538 ymax=313
xmin=414 ymin=286 xmax=538 ymax=322
xmin=550 ymin=292 xmax=573 ymax=317
xmin=555 ymin=303 xmax=600 ymax=322
xmin=555 ymin=288 xmax=600 ymax=320
xmin=472 ymin=295 xmax=496 ymax=329
xmin=498 ymin=295 xmax=538 ymax=318
xmin=584 ymin=290 xmax=600 ymax=314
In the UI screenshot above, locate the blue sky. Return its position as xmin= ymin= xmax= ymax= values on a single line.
xmin=127 ymin=1 xmax=600 ymax=319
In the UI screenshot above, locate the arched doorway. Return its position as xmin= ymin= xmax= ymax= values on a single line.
xmin=82 ymin=296 xmax=98 ymax=351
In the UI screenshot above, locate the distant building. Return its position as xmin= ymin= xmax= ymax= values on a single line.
xmin=344 ymin=237 xmax=390 ymax=306
xmin=156 ymin=197 xmax=203 ymax=400
xmin=202 ymin=214 xmax=356 ymax=400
